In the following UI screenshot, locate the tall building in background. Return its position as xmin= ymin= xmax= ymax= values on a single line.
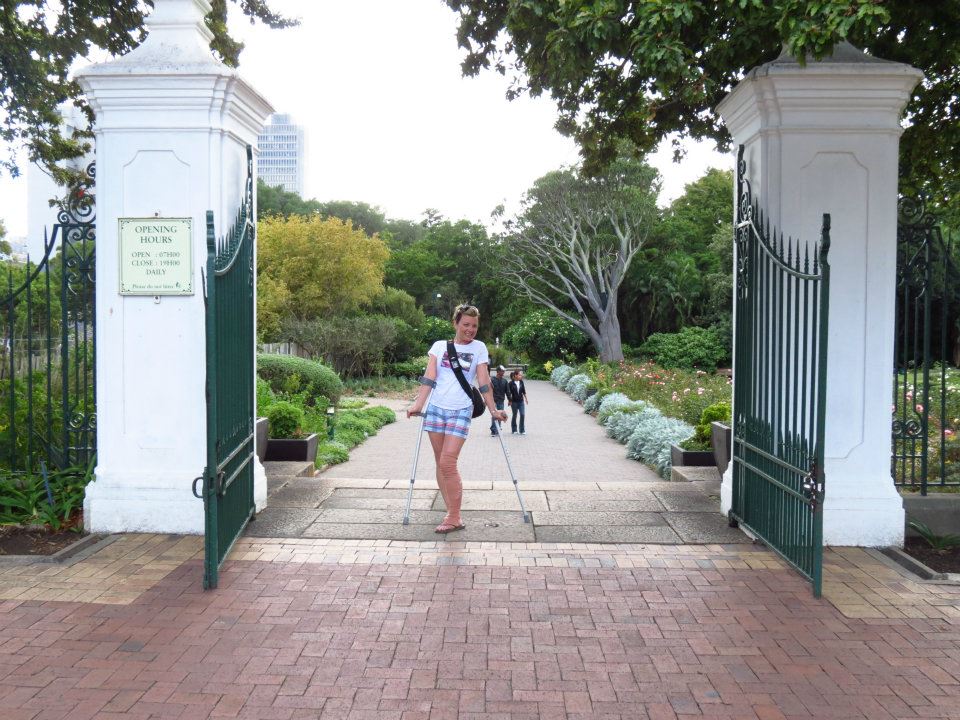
xmin=257 ymin=113 xmax=305 ymax=196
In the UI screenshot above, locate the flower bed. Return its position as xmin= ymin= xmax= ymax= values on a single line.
xmin=551 ymin=360 xmax=732 ymax=479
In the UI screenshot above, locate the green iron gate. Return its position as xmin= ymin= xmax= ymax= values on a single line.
xmin=196 ymin=147 xmax=256 ymax=590
xmin=0 ymin=163 xmax=96 ymax=473
xmin=730 ymin=147 xmax=831 ymax=597
xmin=892 ymin=197 xmax=960 ymax=493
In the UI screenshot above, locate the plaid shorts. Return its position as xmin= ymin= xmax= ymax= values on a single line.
xmin=423 ymin=404 xmax=472 ymax=439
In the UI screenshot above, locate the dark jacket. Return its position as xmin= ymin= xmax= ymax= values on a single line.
xmin=491 ymin=375 xmax=509 ymax=403
xmin=507 ymin=379 xmax=527 ymax=404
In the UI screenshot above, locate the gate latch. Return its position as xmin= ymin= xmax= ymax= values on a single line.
xmin=802 ymin=460 xmax=823 ymax=513
xmin=192 ymin=475 xmax=205 ymax=499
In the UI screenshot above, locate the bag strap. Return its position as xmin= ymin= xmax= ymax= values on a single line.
xmin=446 ymin=340 xmax=474 ymax=402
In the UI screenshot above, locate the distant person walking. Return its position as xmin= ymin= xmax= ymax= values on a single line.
xmin=507 ymin=370 xmax=529 ymax=435
xmin=406 ymin=305 xmax=508 ymax=534
xmin=490 ymin=365 xmax=509 ymax=436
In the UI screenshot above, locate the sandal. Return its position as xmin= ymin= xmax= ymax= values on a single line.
xmin=435 ymin=522 xmax=466 ymax=534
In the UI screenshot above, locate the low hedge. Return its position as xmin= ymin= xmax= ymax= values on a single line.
xmin=257 ymin=354 xmax=343 ymax=405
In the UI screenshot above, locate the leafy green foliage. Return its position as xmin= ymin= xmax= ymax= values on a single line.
xmin=389 ymin=357 xmax=428 ymax=379
xmin=257 ymin=354 xmax=343 ymax=405
xmin=316 ymin=441 xmax=350 ymax=467
xmin=1 ymin=1 xmax=294 ymax=184
xmin=908 ymin=520 xmax=960 ymax=550
xmin=266 ymin=401 xmax=305 ymax=439
xmin=505 ymin=310 xmax=589 ymax=362
xmin=621 ymin=170 xmax=734 ymax=344
xmin=639 ymin=326 xmax=728 ymax=371
xmin=420 ymin=316 xmax=455 ymax=346
xmin=0 ymin=459 xmax=94 ymax=529
xmin=685 ymin=401 xmax=732 ymax=450
xmin=447 ymin=0 xmax=956 ymax=207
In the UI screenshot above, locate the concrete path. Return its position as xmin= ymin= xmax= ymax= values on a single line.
xmin=251 ymin=381 xmax=745 ymax=544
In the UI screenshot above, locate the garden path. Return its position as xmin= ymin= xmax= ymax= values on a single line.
xmin=251 ymin=380 xmax=745 ymax=544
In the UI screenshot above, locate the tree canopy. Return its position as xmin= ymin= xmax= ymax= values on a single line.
xmin=446 ymin=1 xmax=959 ymax=206
xmin=502 ymin=154 xmax=660 ymax=361
xmin=1 ymin=0 xmax=294 ymax=184
xmin=256 ymin=215 xmax=388 ymax=341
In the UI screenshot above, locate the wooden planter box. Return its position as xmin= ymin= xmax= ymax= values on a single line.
xmin=255 ymin=417 xmax=269 ymax=464
xmin=265 ymin=433 xmax=319 ymax=463
xmin=669 ymin=444 xmax=715 ymax=467
xmin=711 ymin=422 xmax=732 ymax=474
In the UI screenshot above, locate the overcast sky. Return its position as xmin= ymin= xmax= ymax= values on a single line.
xmin=0 ymin=0 xmax=730 ymax=238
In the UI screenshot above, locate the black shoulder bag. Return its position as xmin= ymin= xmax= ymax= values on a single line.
xmin=446 ymin=341 xmax=486 ymax=418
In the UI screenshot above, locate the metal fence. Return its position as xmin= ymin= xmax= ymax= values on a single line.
xmin=892 ymin=197 xmax=960 ymax=493
xmin=0 ymin=165 xmax=96 ymax=473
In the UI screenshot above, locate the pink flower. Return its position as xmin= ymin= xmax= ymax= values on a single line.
xmin=916 ymin=403 xmax=924 ymax=413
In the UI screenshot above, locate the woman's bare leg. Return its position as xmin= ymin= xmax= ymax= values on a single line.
xmin=427 ymin=431 xmax=449 ymax=514
xmin=437 ymin=435 xmax=467 ymax=525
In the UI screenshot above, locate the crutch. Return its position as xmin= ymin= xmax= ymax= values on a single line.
xmin=402 ymin=391 xmax=432 ymax=525
xmin=495 ymin=422 xmax=531 ymax=523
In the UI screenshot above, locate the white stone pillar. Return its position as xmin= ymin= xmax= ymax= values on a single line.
xmin=77 ymin=0 xmax=273 ymax=533
xmin=716 ymin=43 xmax=922 ymax=547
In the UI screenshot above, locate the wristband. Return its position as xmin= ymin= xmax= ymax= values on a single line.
xmin=478 ymin=384 xmax=490 ymax=393
xmin=418 ymin=376 xmax=437 ymax=388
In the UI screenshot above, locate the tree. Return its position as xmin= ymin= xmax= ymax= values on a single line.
xmin=0 ymin=220 xmax=9 ymax=257
xmin=502 ymin=156 xmax=659 ymax=362
xmin=318 ymin=201 xmax=388 ymax=236
xmin=447 ymin=1 xmax=959 ymax=205
xmin=1 ymin=1 xmax=294 ymax=184
xmin=257 ymin=180 xmax=322 ymax=218
xmin=256 ymin=215 xmax=388 ymax=341
xmin=620 ymin=168 xmax=733 ymax=342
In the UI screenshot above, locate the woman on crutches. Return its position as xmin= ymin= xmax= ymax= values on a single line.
xmin=406 ymin=304 xmax=507 ymax=534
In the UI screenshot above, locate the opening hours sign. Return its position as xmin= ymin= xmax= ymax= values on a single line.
xmin=118 ymin=217 xmax=193 ymax=295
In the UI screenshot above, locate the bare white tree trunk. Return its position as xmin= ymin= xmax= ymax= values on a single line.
xmin=501 ymin=161 xmax=658 ymax=363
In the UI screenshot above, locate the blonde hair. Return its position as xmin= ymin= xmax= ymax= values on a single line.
xmin=452 ymin=304 xmax=480 ymax=324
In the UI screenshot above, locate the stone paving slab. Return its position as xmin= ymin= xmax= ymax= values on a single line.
xmin=301 ymin=520 xmax=536 ymax=542
xmin=430 ymin=489 xmax=549 ymax=511
xmin=544 ymin=491 xmax=666 ymax=512
xmin=320 ymin=496 xmax=436 ymax=510
xmin=654 ymin=488 xmax=723 ymax=511
xmin=330 ymin=487 xmax=437 ymax=498
xmin=530 ymin=510 xmax=669 ymax=526
xmin=535 ymin=524 xmax=682 ymax=543
xmin=267 ymin=483 xmax=334 ymax=507
xmin=664 ymin=511 xmax=751 ymax=543
xmin=246 ymin=507 xmax=319 ymax=536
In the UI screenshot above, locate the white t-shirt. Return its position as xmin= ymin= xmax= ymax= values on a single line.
xmin=427 ymin=339 xmax=490 ymax=410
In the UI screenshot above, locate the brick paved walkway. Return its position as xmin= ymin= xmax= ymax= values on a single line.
xmin=1 ymin=535 xmax=959 ymax=719
xmin=2 ymin=384 xmax=959 ymax=718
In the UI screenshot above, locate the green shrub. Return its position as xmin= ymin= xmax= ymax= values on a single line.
xmin=503 ymin=309 xmax=589 ymax=361
xmin=267 ymin=401 xmax=305 ymax=439
xmin=420 ymin=315 xmax=454 ymax=345
xmin=389 ymin=357 xmax=427 ymax=378
xmin=316 ymin=441 xmax=350 ymax=467
xmin=256 ymin=377 xmax=275 ymax=416
xmin=639 ymin=326 xmax=727 ymax=371
xmin=0 ymin=460 xmax=94 ymax=530
xmin=336 ymin=413 xmax=377 ymax=437
xmin=488 ymin=344 xmax=509 ymax=368
xmin=257 ymin=354 xmax=343 ymax=405
xmin=338 ymin=398 xmax=368 ymax=410
xmin=361 ymin=406 xmax=397 ymax=428
xmin=334 ymin=427 xmax=367 ymax=449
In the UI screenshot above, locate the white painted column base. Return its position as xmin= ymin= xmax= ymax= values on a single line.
xmin=822 ymin=471 xmax=904 ymax=547
xmin=720 ymin=466 xmax=733 ymax=516
xmin=254 ymin=458 xmax=268 ymax=513
xmin=84 ymin=469 xmax=204 ymax=534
